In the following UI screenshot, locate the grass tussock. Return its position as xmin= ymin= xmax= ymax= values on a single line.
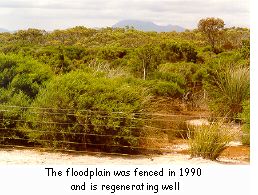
xmin=207 ymin=66 xmax=249 ymax=118
xmin=188 ymin=121 xmax=233 ymax=160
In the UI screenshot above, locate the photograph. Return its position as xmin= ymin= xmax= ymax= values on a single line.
xmin=0 ymin=0 xmax=250 ymax=165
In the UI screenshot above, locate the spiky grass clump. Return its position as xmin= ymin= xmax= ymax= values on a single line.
xmin=207 ymin=66 xmax=249 ymax=119
xmin=188 ymin=122 xmax=232 ymax=160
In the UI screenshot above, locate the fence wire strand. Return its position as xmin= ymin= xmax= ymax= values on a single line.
xmin=0 ymin=105 xmax=244 ymax=120
xmin=0 ymin=106 xmax=249 ymax=159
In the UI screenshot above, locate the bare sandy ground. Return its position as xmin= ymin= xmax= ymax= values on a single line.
xmin=0 ymin=147 xmax=248 ymax=165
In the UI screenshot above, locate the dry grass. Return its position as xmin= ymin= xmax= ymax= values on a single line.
xmin=188 ymin=121 xmax=233 ymax=160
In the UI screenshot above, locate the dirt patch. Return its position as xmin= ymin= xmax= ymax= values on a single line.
xmin=0 ymin=148 xmax=219 ymax=165
xmin=0 ymin=140 xmax=249 ymax=165
xmin=219 ymin=145 xmax=250 ymax=162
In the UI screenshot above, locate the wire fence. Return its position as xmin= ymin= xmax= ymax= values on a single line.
xmin=0 ymin=105 xmax=249 ymax=159
xmin=0 ymin=105 xmax=245 ymax=119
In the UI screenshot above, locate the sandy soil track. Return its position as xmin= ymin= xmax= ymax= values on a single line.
xmin=0 ymin=147 xmax=249 ymax=165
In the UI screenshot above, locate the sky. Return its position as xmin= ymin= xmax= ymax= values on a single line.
xmin=0 ymin=0 xmax=249 ymax=31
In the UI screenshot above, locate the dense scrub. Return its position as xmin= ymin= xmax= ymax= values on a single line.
xmin=0 ymin=54 xmax=53 ymax=145
xmin=0 ymin=20 xmax=250 ymax=154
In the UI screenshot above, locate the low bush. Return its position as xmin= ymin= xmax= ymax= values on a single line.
xmin=0 ymin=53 xmax=53 ymax=145
xmin=151 ymin=71 xmax=186 ymax=87
xmin=158 ymin=62 xmax=206 ymax=88
xmin=23 ymin=71 xmax=149 ymax=153
xmin=0 ymin=91 xmax=34 ymax=146
xmin=122 ymin=77 xmax=184 ymax=98
xmin=150 ymin=80 xmax=184 ymax=97
xmin=0 ymin=53 xmax=53 ymax=99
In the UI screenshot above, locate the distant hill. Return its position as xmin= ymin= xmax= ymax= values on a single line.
xmin=0 ymin=28 xmax=9 ymax=33
xmin=112 ymin=20 xmax=185 ymax=32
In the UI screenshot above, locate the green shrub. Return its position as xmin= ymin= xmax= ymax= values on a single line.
xmin=188 ymin=122 xmax=232 ymax=160
xmin=0 ymin=53 xmax=53 ymax=145
xmin=0 ymin=91 xmax=31 ymax=145
xmin=151 ymin=71 xmax=186 ymax=87
xmin=0 ymin=53 xmax=53 ymax=99
xmin=158 ymin=62 xmax=204 ymax=87
xmin=24 ymin=71 xmax=149 ymax=153
xmin=122 ymin=77 xmax=184 ymax=98
xmin=160 ymin=42 xmax=197 ymax=63
xmin=148 ymin=80 xmax=184 ymax=98
xmin=240 ymin=40 xmax=250 ymax=59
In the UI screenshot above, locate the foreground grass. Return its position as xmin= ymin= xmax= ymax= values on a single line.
xmin=188 ymin=122 xmax=232 ymax=160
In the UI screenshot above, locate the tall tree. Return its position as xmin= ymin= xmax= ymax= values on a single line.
xmin=198 ymin=17 xmax=225 ymax=51
xmin=136 ymin=45 xmax=161 ymax=80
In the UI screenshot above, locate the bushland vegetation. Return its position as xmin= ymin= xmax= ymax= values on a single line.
xmin=0 ymin=18 xmax=250 ymax=157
